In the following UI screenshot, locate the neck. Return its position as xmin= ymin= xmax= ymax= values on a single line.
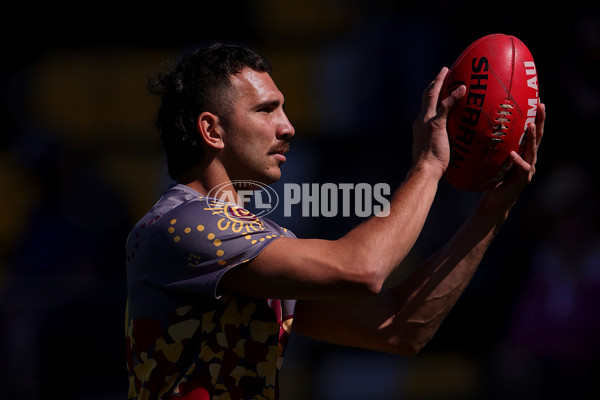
xmin=179 ymin=160 xmax=247 ymax=207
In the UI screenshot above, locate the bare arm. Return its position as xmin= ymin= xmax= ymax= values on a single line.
xmin=292 ymin=194 xmax=508 ymax=355
xmin=219 ymin=64 xmax=545 ymax=354
xmin=293 ymin=103 xmax=546 ymax=355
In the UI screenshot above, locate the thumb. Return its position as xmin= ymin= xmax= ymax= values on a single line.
xmin=436 ymin=85 xmax=466 ymax=120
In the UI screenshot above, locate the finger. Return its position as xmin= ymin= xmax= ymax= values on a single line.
xmin=509 ymin=150 xmax=533 ymax=174
xmin=521 ymin=121 xmax=538 ymax=167
xmin=535 ymin=102 xmax=546 ymax=147
xmin=420 ymin=67 xmax=449 ymax=117
xmin=436 ymin=84 xmax=466 ymax=120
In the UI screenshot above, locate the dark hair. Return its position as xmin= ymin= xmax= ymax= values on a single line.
xmin=147 ymin=43 xmax=272 ymax=180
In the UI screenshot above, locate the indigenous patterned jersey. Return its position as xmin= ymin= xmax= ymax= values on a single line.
xmin=125 ymin=184 xmax=296 ymax=400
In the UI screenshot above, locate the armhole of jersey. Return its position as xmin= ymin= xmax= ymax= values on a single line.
xmin=211 ymin=236 xmax=285 ymax=299
xmin=211 ymin=258 xmax=252 ymax=299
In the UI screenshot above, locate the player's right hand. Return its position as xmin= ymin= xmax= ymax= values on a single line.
xmin=411 ymin=67 xmax=465 ymax=177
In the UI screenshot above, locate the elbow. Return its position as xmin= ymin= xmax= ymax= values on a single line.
xmin=343 ymin=259 xmax=387 ymax=297
xmin=404 ymin=340 xmax=427 ymax=357
xmin=329 ymin=268 xmax=385 ymax=300
xmin=363 ymin=265 xmax=387 ymax=295
xmin=339 ymin=243 xmax=389 ymax=296
xmin=388 ymin=320 xmax=437 ymax=357
xmin=391 ymin=337 xmax=429 ymax=358
xmin=325 ymin=238 xmax=391 ymax=299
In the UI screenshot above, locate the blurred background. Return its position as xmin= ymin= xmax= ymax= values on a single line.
xmin=1 ymin=1 xmax=598 ymax=399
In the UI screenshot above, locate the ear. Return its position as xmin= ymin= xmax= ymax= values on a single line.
xmin=197 ymin=112 xmax=225 ymax=150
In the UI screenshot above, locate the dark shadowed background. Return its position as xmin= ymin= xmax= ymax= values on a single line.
xmin=1 ymin=1 xmax=598 ymax=399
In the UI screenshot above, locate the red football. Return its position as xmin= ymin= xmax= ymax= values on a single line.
xmin=440 ymin=33 xmax=540 ymax=191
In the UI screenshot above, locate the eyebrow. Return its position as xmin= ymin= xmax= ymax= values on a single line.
xmin=255 ymin=98 xmax=286 ymax=111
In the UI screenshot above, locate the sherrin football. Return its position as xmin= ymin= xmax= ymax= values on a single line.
xmin=440 ymin=33 xmax=539 ymax=192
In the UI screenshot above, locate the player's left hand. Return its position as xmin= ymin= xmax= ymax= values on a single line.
xmin=481 ymin=101 xmax=546 ymax=211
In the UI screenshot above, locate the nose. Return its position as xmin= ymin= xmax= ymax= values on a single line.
xmin=277 ymin=111 xmax=295 ymax=140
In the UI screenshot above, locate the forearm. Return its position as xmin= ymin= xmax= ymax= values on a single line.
xmin=294 ymin=198 xmax=510 ymax=355
xmin=387 ymin=198 xmax=510 ymax=353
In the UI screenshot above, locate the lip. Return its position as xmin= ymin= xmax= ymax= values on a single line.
xmin=272 ymin=153 xmax=287 ymax=163
xmin=269 ymin=143 xmax=290 ymax=163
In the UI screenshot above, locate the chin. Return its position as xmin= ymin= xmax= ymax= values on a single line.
xmin=262 ymin=171 xmax=281 ymax=185
xmin=241 ymin=168 xmax=281 ymax=187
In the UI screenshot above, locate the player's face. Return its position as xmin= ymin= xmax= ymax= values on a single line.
xmin=219 ymin=68 xmax=295 ymax=184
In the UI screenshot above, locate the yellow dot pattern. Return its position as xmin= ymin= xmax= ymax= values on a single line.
xmin=168 ymin=219 xmax=179 ymax=243
xmin=188 ymin=253 xmax=201 ymax=267
xmin=166 ymin=218 xmax=231 ymax=262
xmin=163 ymin=200 xmax=293 ymax=272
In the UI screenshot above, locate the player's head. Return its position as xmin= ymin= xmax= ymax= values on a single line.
xmin=148 ymin=43 xmax=272 ymax=181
